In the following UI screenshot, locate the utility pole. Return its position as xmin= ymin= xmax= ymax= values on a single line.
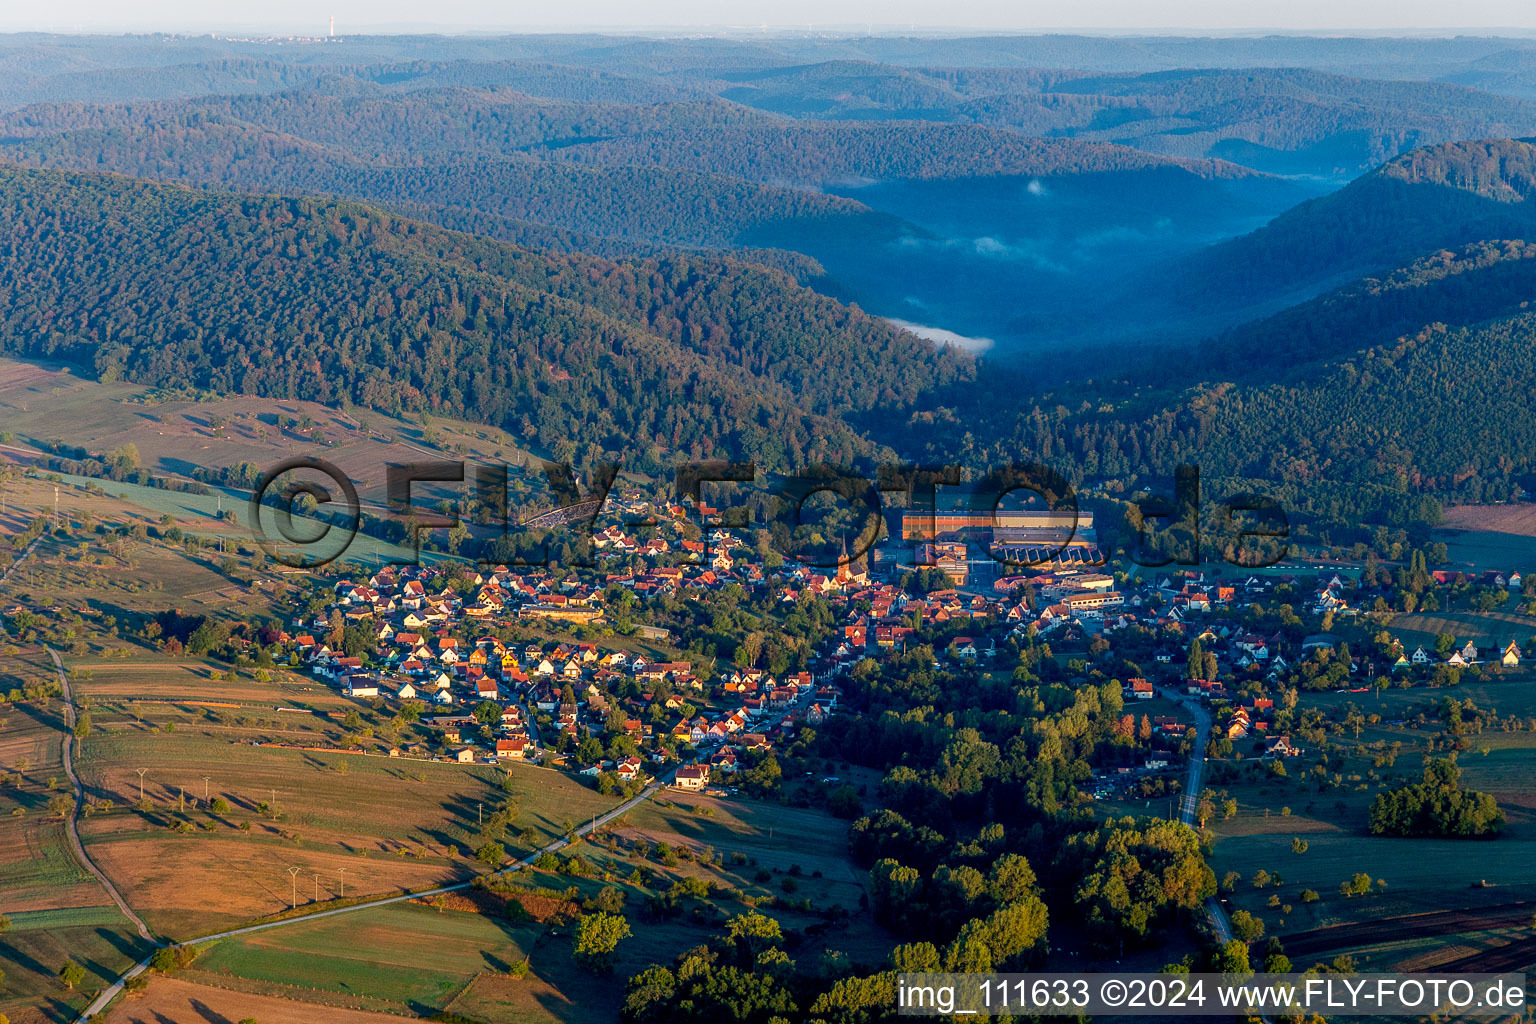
xmin=288 ymin=866 xmax=301 ymax=909
xmin=478 ymin=801 xmax=482 ymax=827
xmin=202 ymin=776 xmax=211 ymax=802
xmin=136 ymin=767 xmax=147 ymax=802
xmin=178 ymin=787 xmax=185 ymax=814
xmin=338 ymin=866 xmax=346 ymax=898
xmin=314 ymin=874 xmax=320 ymax=902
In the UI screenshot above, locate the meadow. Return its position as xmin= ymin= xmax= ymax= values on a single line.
xmin=0 ymin=658 xmax=149 ymax=1023
xmin=143 ymin=789 xmax=881 ymax=1024
xmin=1437 ymin=504 xmax=1536 ymax=573
xmin=1205 ymin=670 xmax=1536 ymax=972
xmin=69 ymin=712 xmax=622 ymax=939
xmin=186 ymin=901 xmax=538 ymax=1014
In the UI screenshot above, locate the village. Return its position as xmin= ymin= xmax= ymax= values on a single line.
xmin=275 ymin=492 xmax=1534 ymax=813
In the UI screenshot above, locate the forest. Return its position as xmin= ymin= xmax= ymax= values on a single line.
xmin=6 ymin=41 xmax=1536 ymax=544
xmin=0 ymin=164 xmax=971 ymax=476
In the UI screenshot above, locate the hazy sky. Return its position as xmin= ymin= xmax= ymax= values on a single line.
xmin=14 ymin=0 xmax=1536 ymax=35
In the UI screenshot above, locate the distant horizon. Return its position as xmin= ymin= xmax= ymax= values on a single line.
xmin=12 ymin=0 xmax=1536 ymax=38
xmin=12 ymin=26 xmax=1536 ymax=38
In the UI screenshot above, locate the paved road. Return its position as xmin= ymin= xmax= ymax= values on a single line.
xmin=1160 ymin=685 xmax=1235 ymax=945
xmin=49 ymin=646 xmax=157 ymax=944
xmin=75 ymin=766 xmax=675 ymax=1021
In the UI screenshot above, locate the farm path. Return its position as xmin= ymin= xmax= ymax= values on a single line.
xmin=75 ymin=764 xmax=676 ymax=1021
xmin=0 ymin=528 xmax=41 ymax=584
xmin=50 ymin=645 xmax=158 ymax=943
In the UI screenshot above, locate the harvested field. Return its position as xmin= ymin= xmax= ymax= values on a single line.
xmin=104 ymin=976 xmax=409 ymax=1024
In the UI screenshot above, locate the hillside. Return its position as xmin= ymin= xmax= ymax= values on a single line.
xmin=0 ymin=165 xmax=973 ymax=473
xmin=0 ymin=83 xmax=1306 ymax=353
xmin=708 ymin=63 xmax=1536 ymax=178
xmin=1196 ymin=239 xmax=1536 ymax=379
xmin=0 ymin=116 xmax=896 ymax=249
xmin=900 ymin=233 xmax=1536 ymax=529
xmin=1165 ymin=138 xmax=1536 ymax=317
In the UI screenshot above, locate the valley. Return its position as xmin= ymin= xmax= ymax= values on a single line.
xmin=5 ymin=24 xmax=1536 ymax=1024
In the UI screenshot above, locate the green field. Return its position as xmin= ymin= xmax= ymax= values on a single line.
xmin=0 ymin=907 xmax=147 ymax=1023
xmin=1388 ymin=605 xmax=1536 ymax=653
xmin=189 ymin=901 xmax=538 ymax=1014
xmin=1436 ymin=527 xmax=1536 ymax=574
xmin=1205 ymin=670 xmax=1536 ymax=970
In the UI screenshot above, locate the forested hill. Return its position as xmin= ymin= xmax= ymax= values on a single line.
xmin=1195 ymin=240 xmax=1536 ymax=379
xmin=895 ymin=233 xmax=1536 ymax=530
xmin=708 ymin=64 xmax=1536 ymax=178
xmin=0 ymin=115 xmax=897 ymax=250
xmin=1168 ymin=138 xmax=1536 ymax=317
xmin=0 ymin=84 xmax=1261 ymax=249
xmin=534 ymin=120 xmax=1261 ymax=185
xmin=0 ymin=164 xmax=972 ymax=472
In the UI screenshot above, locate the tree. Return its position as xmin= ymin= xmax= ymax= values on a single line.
xmin=988 ymin=853 xmax=1038 ymax=904
xmin=1291 ymin=837 xmax=1309 ymax=854
xmin=1229 ymin=910 xmax=1265 ymax=943
xmin=475 ymin=841 xmax=506 ymax=867
xmin=890 ymin=942 xmax=942 ymax=972
xmin=73 ymin=712 xmax=91 ymax=739
xmin=576 ymin=735 xmax=604 ymax=764
xmin=723 ymin=910 xmax=781 ymax=956
xmin=211 ymin=797 xmax=232 ymax=815
xmin=574 ymin=911 xmax=631 ymax=971
xmin=977 ymin=896 xmax=1049 ymax=965
xmin=869 ymin=858 xmax=924 ymax=931
xmin=1340 ymin=873 xmax=1374 ymax=897
xmin=593 ymin=886 xmax=626 ymax=914
xmin=60 ymin=960 xmax=86 ymax=990
xmin=1209 ymin=938 xmax=1251 ymax=974
xmin=827 ymin=784 xmax=862 ymax=819
xmin=735 ymin=631 xmax=765 ymax=670
xmin=1196 ymin=791 xmax=1215 ymax=828
xmin=1187 ymin=639 xmax=1205 ymax=681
